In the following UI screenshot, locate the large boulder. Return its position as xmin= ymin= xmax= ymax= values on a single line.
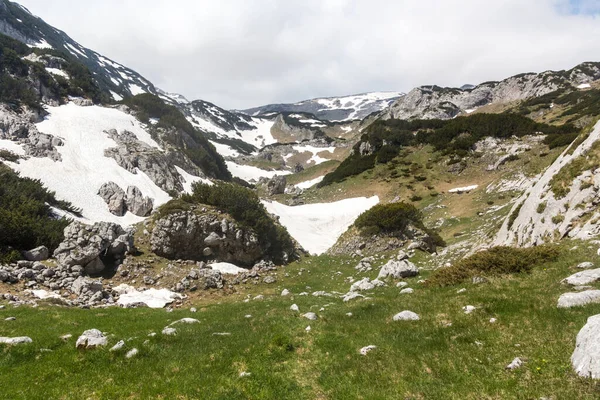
xmin=562 ymin=269 xmax=600 ymax=286
xmin=572 ymin=314 xmax=600 ymax=378
xmin=23 ymin=246 xmax=49 ymax=261
xmin=126 ymin=185 xmax=154 ymax=217
xmin=53 ymin=221 xmax=134 ymax=275
xmin=150 ymin=209 xmax=263 ymax=266
xmin=98 ymin=182 xmax=126 ymax=216
xmin=557 ymin=290 xmax=600 ymax=308
xmin=377 ymin=259 xmax=419 ymax=280
xmin=266 ymin=176 xmax=287 ymax=196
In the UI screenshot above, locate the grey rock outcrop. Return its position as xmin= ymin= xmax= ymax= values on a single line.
xmin=266 ymin=175 xmax=287 ymax=196
xmin=562 ymin=269 xmax=600 ymax=286
xmin=126 ymin=186 xmax=154 ymax=216
xmin=75 ymin=329 xmax=107 ymax=349
xmin=53 ymin=221 xmax=134 ymax=275
xmin=98 ymin=182 xmax=126 ymax=216
xmin=393 ymin=311 xmax=420 ymax=321
xmin=150 ymin=209 xmax=263 ymax=266
xmin=572 ymin=314 xmax=600 ymax=378
xmin=558 ymin=290 xmax=600 ymax=308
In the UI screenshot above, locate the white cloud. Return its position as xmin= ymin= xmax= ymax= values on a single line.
xmin=16 ymin=0 xmax=600 ymax=109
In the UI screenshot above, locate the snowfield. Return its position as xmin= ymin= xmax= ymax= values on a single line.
xmin=293 ymin=145 xmax=336 ymax=165
xmin=226 ymin=161 xmax=291 ymax=182
xmin=6 ymin=103 xmax=173 ymax=225
xmin=263 ymin=196 xmax=379 ymax=255
xmin=295 ymin=176 xmax=324 ymax=189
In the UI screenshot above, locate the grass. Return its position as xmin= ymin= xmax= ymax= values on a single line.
xmin=2 ymin=241 xmax=600 ymax=398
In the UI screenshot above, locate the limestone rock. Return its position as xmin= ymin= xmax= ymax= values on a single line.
xmin=572 ymin=314 xmax=600 ymax=378
xmin=377 ymin=259 xmax=419 ymax=280
xmin=75 ymin=329 xmax=107 ymax=349
xmin=393 ymin=311 xmax=420 ymax=321
xmin=266 ymin=175 xmax=287 ymax=196
xmin=558 ymin=290 xmax=600 ymax=308
xmin=506 ymin=357 xmax=524 ymax=370
xmin=98 ymin=182 xmax=126 ymax=216
xmin=126 ymin=186 xmax=154 ymax=217
xmin=0 ymin=336 xmax=32 ymax=345
xmin=23 ymin=246 xmax=49 ymax=261
xmin=562 ymin=269 xmax=600 ymax=286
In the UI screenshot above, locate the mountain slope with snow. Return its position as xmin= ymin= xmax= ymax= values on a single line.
xmin=241 ymin=92 xmax=405 ymax=122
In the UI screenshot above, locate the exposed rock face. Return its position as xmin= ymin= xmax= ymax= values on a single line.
xmin=104 ymin=129 xmax=189 ymax=193
xmin=271 ymin=114 xmax=325 ymax=143
xmin=382 ymin=62 xmax=600 ymax=120
xmin=572 ymin=314 xmax=600 ymax=378
xmin=53 ymin=221 xmax=134 ymax=275
xmin=126 ymin=186 xmax=154 ymax=216
xmin=266 ymin=175 xmax=287 ymax=196
xmin=495 ymin=120 xmax=600 ymax=246
xmin=150 ymin=209 xmax=263 ymax=266
xmin=0 ymin=105 xmax=62 ymax=161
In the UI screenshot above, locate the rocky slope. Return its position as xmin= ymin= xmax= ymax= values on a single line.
xmin=381 ymin=62 xmax=600 ymax=120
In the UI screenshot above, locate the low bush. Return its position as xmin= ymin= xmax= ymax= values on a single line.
xmin=428 ymin=245 xmax=559 ymax=286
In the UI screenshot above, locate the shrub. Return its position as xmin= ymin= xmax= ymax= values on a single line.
xmin=552 ymin=215 xmax=565 ymax=224
xmin=536 ymin=202 xmax=547 ymax=214
xmin=0 ymin=163 xmax=77 ymax=260
xmin=428 ymin=245 xmax=559 ymax=286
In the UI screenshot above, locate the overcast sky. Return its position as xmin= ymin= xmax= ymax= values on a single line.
xmin=15 ymin=0 xmax=600 ymax=109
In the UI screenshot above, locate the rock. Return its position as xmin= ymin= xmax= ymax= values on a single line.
xmin=457 ymin=288 xmax=467 ymax=294
xmin=263 ymin=276 xmax=276 ymax=284
xmin=54 ymin=221 xmax=134 ymax=275
xmin=125 ymin=186 xmax=154 ymax=217
xmin=71 ymin=277 xmax=102 ymax=296
xmin=572 ymin=314 xmax=600 ymax=378
xmin=472 ymin=276 xmax=488 ymax=284
xmin=266 ymin=175 xmax=287 ymax=196
xmin=190 ymin=307 xmax=197 ymax=313
xmin=355 ymin=257 xmax=373 ymax=273
xmin=239 ymin=371 xmax=251 ymax=377
xmin=162 ymin=327 xmax=177 ymax=336
xmin=400 ymin=288 xmax=414 ymax=294
xmin=110 ymin=340 xmax=125 ymax=352
xmin=23 ymin=246 xmax=49 ymax=261
xmin=98 ymin=182 xmax=126 ymax=216
xmin=463 ymin=305 xmax=476 ymax=314
xmin=5 ymin=317 xmax=16 ymax=321
xmin=290 ymin=304 xmax=299 ymax=312
xmin=393 ymin=311 xmax=420 ymax=321
xmin=506 ymin=357 xmax=524 ymax=370
xmin=281 ymin=289 xmax=290 ymax=296
xmin=558 ymin=290 xmax=600 ymax=308
xmin=490 ymin=318 xmax=498 ymax=323
xmin=150 ymin=211 xmax=269 ymax=266
xmin=396 ymin=282 xmax=408 ymax=288
xmin=578 ymin=262 xmax=595 ymax=269
xmin=305 ymin=326 xmax=311 ymax=332
xmin=377 ymin=259 xmax=419 ymax=280
xmin=60 ymin=334 xmax=72 ymax=341
xmin=0 ymin=336 xmax=32 ymax=345
xmin=75 ymin=329 xmax=107 ymax=349
xmin=126 ymin=348 xmax=139 ymax=358
xmin=303 ymin=312 xmax=318 ymax=321
xmin=169 ymin=318 xmax=200 ymax=326
xmin=562 ymin=269 xmax=600 ymax=286
xmin=350 ymin=278 xmax=385 ymax=292
xmin=360 ymin=345 xmax=377 ymax=356
xmin=312 ymin=291 xmax=335 ymax=297
xmin=343 ymin=292 xmax=366 ymax=302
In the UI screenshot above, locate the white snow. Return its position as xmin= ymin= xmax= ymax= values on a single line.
xmin=109 ymin=76 xmax=122 ymax=86
xmin=115 ymin=285 xmax=183 ymax=308
xmin=209 ymin=140 xmax=239 ymax=157
xmin=129 ymin=84 xmax=146 ymax=96
xmin=0 ymin=139 xmax=26 ymax=155
xmin=28 ymin=290 xmax=62 ymax=300
xmin=238 ymin=117 xmax=277 ymax=148
xmin=263 ymin=196 xmax=379 ymax=255
xmin=577 ymin=83 xmax=591 ymax=89
xmin=45 ymin=68 xmax=69 ymax=79
xmin=226 ymin=161 xmax=291 ymax=182
xmin=110 ymin=91 xmax=123 ymax=101
xmin=7 ymin=103 xmax=169 ymax=225
xmin=65 ymin=43 xmax=87 ymax=58
xmin=292 ymin=145 xmax=336 ymax=165
xmin=175 ymin=166 xmax=212 ymax=193
xmin=209 ymin=262 xmax=247 ymax=275
xmin=295 ymin=176 xmax=324 ymax=189
xmin=27 ymin=39 xmax=52 ymax=49
xmin=449 ymin=185 xmax=478 ymax=193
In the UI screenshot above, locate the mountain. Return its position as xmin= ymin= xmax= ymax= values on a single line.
xmin=240 ymin=91 xmax=405 ymax=122
xmin=0 ymin=0 xmax=157 ymax=101
xmin=381 ymin=63 xmax=600 ymax=120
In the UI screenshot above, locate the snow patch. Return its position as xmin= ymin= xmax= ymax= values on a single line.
xmin=449 ymin=185 xmax=478 ymax=193
xmin=45 ymin=68 xmax=69 ymax=79
xmin=295 ymin=176 xmax=324 ymax=189
xmin=115 ymin=284 xmax=182 ymax=308
xmin=175 ymin=166 xmax=212 ymax=193
xmin=210 ymin=262 xmax=247 ymax=275
xmin=226 ymin=161 xmax=291 ymax=182
xmin=263 ymin=196 xmax=380 ymax=255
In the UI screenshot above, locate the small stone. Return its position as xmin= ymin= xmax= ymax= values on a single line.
xmin=393 ymin=311 xmax=420 ymax=321
xmin=126 ymin=348 xmax=139 ymax=358
xmin=472 ymin=276 xmax=488 ymax=284
xmin=169 ymin=318 xmax=200 ymax=326
xmin=400 ymin=288 xmax=414 ymax=294
xmin=303 ymin=312 xmax=318 ymax=321
xmin=281 ymin=289 xmax=290 ymax=296
xmin=239 ymin=371 xmax=251 ymax=377
xmin=346 ymin=312 xmax=353 ymax=317
xmin=190 ymin=307 xmax=197 ymax=313
xmin=5 ymin=317 xmax=16 ymax=321
xmin=0 ymin=336 xmax=32 ymax=345
xmin=396 ymin=282 xmax=408 ymax=288
xmin=305 ymin=326 xmax=311 ymax=332
xmin=76 ymin=329 xmax=107 ymax=349
xmin=162 ymin=327 xmax=177 ymax=336
xmin=60 ymin=334 xmax=72 ymax=341
xmin=463 ymin=305 xmax=476 ymax=314
xmin=490 ymin=318 xmax=498 ymax=323
xmin=110 ymin=340 xmax=125 ymax=352
xmin=290 ymin=304 xmax=300 ymax=312
xmin=506 ymin=357 xmax=524 ymax=370
xmin=263 ymin=276 xmax=276 ymax=284
xmin=360 ymin=345 xmax=377 ymax=356
xmin=244 ymin=314 xmax=252 ymax=318
xmin=457 ymin=288 xmax=467 ymax=294
xmin=577 ymin=262 xmax=595 ymax=269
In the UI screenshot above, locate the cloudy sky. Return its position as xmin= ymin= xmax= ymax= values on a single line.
xmin=16 ymin=0 xmax=600 ymax=109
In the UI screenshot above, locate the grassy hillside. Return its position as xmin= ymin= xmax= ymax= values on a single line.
xmin=1 ymin=240 xmax=600 ymax=398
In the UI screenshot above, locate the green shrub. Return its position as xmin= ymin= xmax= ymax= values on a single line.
xmin=552 ymin=215 xmax=565 ymax=224
xmin=0 ymin=163 xmax=76 ymax=259
xmin=428 ymin=245 xmax=559 ymax=286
